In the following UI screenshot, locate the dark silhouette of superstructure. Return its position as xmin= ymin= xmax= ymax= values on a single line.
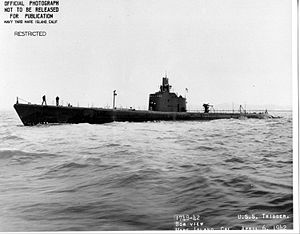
xmin=149 ymin=76 xmax=186 ymax=112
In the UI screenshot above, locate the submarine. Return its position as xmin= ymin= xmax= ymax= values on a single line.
xmin=14 ymin=76 xmax=271 ymax=126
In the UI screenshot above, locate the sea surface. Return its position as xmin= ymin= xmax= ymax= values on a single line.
xmin=0 ymin=110 xmax=293 ymax=231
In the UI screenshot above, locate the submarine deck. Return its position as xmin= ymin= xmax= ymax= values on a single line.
xmin=14 ymin=103 xmax=268 ymax=126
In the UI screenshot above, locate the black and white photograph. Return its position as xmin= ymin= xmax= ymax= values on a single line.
xmin=0 ymin=0 xmax=298 ymax=232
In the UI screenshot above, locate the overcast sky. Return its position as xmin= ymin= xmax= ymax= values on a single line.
xmin=0 ymin=0 xmax=293 ymax=110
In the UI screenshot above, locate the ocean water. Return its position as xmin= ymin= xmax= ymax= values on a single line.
xmin=0 ymin=110 xmax=293 ymax=231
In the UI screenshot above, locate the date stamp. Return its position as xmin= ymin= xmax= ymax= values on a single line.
xmin=236 ymin=213 xmax=290 ymax=230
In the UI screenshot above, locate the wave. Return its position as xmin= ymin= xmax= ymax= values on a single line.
xmin=269 ymin=194 xmax=293 ymax=205
xmin=248 ymin=202 xmax=293 ymax=213
xmin=1 ymin=135 xmax=24 ymax=141
xmin=46 ymin=162 xmax=90 ymax=174
xmin=224 ymin=157 xmax=245 ymax=163
xmin=192 ymin=145 xmax=215 ymax=151
xmin=0 ymin=149 xmax=58 ymax=160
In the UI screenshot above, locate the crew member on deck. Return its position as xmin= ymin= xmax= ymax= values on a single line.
xmin=56 ymin=96 xmax=59 ymax=106
xmin=42 ymin=95 xmax=47 ymax=105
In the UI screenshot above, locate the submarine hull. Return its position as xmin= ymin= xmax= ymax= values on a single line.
xmin=14 ymin=103 xmax=269 ymax=126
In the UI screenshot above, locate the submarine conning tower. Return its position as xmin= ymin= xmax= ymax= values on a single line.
xmin=148 ymin=76 xmax=186 ymax=112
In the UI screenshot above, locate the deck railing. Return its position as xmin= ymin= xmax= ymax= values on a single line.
xmin=187 ymin=109 xmax=269 ymax=114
